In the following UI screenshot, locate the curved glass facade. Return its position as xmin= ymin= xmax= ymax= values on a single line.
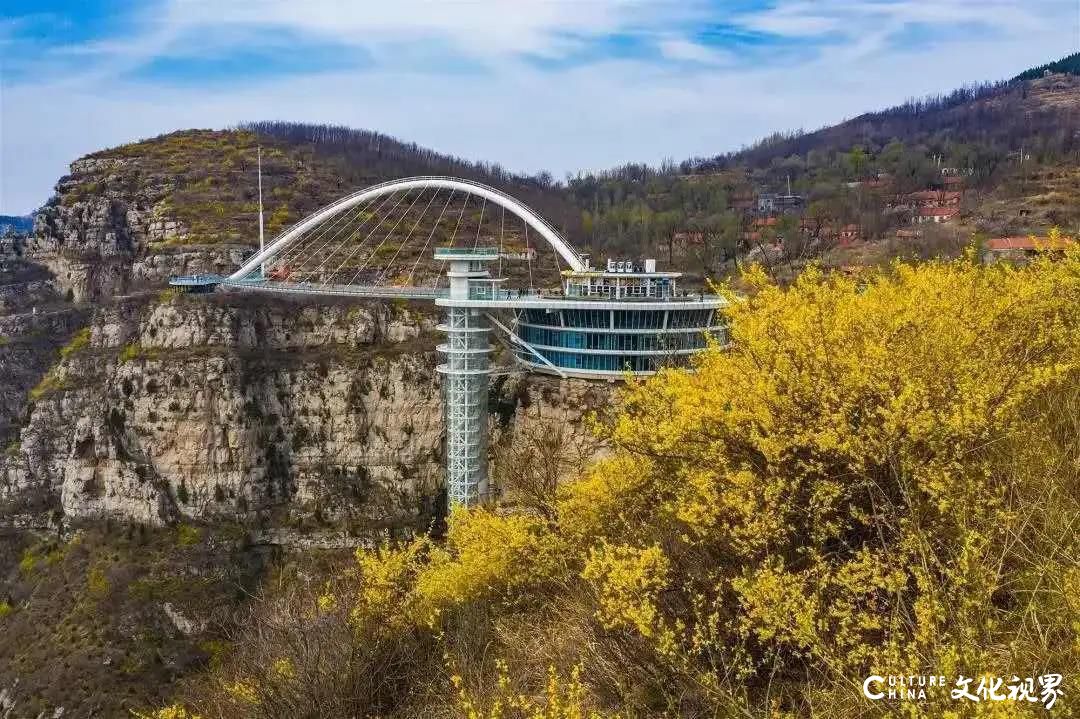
xmin=513 ymin=306 xmax=726 ymax=376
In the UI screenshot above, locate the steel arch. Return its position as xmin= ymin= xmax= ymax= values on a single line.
xmin=229 ymin=176 xmax=586 ymax=280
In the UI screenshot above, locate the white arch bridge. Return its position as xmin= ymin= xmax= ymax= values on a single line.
xmin=171 ymin=176 xmax=727 ymax=505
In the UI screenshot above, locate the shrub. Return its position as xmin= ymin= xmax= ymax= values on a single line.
xmin=28 ymin=371 xmax=67 ymax=401
xmin=157 ymin=287 xmax=182 ymax=304
xmin=87 ymin=566 xmax=110 ymax=598
xmin=18 ymin=548 xmax=39 ymax=574
xmin=119 ymin=343 xmax=143 ymax=363
xmin=60 ymin=327 xmax=91 ymax=359
xmin=176 ymin=523 xmax=201 ymax=546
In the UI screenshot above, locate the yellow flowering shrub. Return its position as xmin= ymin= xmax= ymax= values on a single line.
xmin=131 ymin=705 xmax=201 ymax=719
xmin=412 ymin=507 xmax=561 ymax=624
xmin=556 ymin=248 xmax=1078 ymax=709
xmin=352 ymin=535 xmax=430 ymax=624
xmin=581 ymin=543 xmax=669 ymax=638
xmin=269 ymin=657 xmax=295 ymax=681
xmin=222 ymin=679 xmax=258 ymax=705
xmin=454 ymin=661 xmax=621 ymax=719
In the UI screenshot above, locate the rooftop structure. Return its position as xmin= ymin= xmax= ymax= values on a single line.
xmin=757 ymin=192 xmax=804 ymax=214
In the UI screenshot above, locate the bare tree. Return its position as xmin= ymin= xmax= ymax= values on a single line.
xmin=491 ymin=417 xmax=601 ymax=521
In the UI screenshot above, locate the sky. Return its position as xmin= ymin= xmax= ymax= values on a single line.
xmin=1 ymin=1 xmax=1079 ymax=214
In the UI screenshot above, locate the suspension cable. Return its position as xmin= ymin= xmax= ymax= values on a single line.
xmin=407 ymin=189 xmax=455 ymax=286
xmin=374 ymin=188 xmax=440 ymax=285
xmin=281 ymin=192 xmax=390 ymax=281
xmin=525 ymin=223 xmax=534 ymax=290
xmin=497 ymin=205 xmax=505 ymax=277
xmin=472 ymin=197 xmax=486 ymax=250
xmin=265 ymin=192 xmax=381 ymax=277
xmin=432 ymin=194 xmax=470 ymax=288
xmin=293 ymin=189 xmax=405 ymax=284
xmin=346 ymin=188 xmax=428 ymax=286
xmin=323 ymin=190 xmax=412 ymax=284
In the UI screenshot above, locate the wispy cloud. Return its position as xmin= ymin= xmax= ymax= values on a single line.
xmin=1 ymin=1 xmax=1078 ymax=213
xmin=658 ymin=37 xmax=736 ymax=65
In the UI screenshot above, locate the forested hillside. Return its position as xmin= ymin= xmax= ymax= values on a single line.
xmin=1013 ymin=50 xmax=1080 ymax=81
xmin=562 ymin=68 xmax=1080 ymax=282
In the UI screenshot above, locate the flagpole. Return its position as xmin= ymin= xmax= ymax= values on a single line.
xmin=257 ymin=146 xmax=265 ymax=278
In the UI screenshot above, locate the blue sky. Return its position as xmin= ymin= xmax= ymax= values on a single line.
xmin=2 ymin=0 xmax=1078 ymax=213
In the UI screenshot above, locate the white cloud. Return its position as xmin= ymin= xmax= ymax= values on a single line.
xmin=1 ymin=0 xmax=1078 ymax=213
xmin=658 ymin=38 xmax=735 ymax=65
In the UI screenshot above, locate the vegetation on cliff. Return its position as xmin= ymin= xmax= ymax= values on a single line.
xmin=81 ymin=125 xmax=581 ymax=251
xmin=150 ymin=246 xmax=1079 ymax=717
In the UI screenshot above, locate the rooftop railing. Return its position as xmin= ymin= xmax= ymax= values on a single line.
xmin=435 ymin=246 xmax=500 ymax=256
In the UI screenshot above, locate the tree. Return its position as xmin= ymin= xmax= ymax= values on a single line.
xmin=491 ymin=417 xmax=600 ymax=522
xmin=846 ymin=146 xmax=869 ymax=179
xmin=690 ymin=211 xmax=740 ymax=276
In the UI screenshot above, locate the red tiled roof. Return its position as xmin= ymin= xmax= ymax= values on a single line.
xmin=917 ymin=206 xmax=959 ymax=218
xmin=907 ymin=189 xmax=961 ymax=202
xmin=985 ymin=236 xmax=1075 ymax=251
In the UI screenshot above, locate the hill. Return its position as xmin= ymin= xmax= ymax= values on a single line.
xmin=81 ymin=123 xmax=580 ymax=250
xmin=564 ymin=71 xmax=1080 ymax=282
xmin=689 ymin=70 xmax=1080 ymax=174
xmin=0 ymin=215 xmax=33 ymax=235
xmin=1013 ymin=50 xmax=1080 ymax=82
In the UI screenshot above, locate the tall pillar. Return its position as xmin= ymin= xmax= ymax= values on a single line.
xmin=436 ymin=307 xmax=491 ymax=505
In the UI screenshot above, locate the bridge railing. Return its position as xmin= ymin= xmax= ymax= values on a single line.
xmin=434 ymin=246 xmax=500 ymax=256
xmin=222 ymin=278 xmax=449 ymax=300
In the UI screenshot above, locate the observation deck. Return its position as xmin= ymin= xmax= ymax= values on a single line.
xmin=436 ymin=253 xmax=727 ymax=380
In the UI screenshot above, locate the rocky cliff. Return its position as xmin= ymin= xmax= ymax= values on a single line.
xmin=1 ymin=134 xmax=610 ymax=534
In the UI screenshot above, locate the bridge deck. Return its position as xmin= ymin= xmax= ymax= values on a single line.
xmin=170 ymin=276 xmax=726 ymax=308
xmin=222 ymin=278 xmax=449 ymax=300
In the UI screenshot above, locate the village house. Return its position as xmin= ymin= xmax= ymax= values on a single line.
xmin=912 ymin=207 xmax=959 ymax=224
xmin=838 ymin=224 xmax=861 ymax=244
xmin=671 ymin=231 xmax=705 ymax=246
xmin=906 ymin=190 xmax=961 ymax=207
xmin=983 ymin=235 xmax=1075 ymax=264
xmin=730 ymin=190 xmax=755 ymax=211
xmin=757 ymin=192 xmax=804 ymax=214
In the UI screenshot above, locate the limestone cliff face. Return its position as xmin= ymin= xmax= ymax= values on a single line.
xmin=2 ymin=293 xmax=447 ymax=527
xmin=0 ymin=291 xmax=609 ymax=528
xmin=27 ymin=157 xmax=248 ymax=303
